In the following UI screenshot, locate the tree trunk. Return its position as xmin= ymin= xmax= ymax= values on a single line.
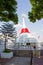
xmin=5 ymin=36 xmax=7 ymax=50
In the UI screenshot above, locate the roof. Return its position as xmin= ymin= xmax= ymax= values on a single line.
xmin=20 ymin=28 xmax=30 ymax=34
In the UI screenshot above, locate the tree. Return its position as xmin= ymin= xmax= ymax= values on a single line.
xmin=28 ymin=0 xmax=43 ymax=22
xmin=0 ymin=0 xmax=18 ymax=24
xmin=0 ymin=22 xmax=17 ymax=50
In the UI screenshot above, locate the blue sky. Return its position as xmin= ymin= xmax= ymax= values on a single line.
xmin=16 ymin=0 xmax=43 ymax=42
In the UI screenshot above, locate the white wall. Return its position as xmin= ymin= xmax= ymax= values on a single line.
xmin=0 ymin=40 xmax=5 ymax=54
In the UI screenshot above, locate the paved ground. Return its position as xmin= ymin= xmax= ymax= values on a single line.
xmin=0 ymin=58 xmax=12 ymax=65
xmin=5 ymin=57 xmax=30 ymax=65
xmin=33 ymin=56 xmax=43 ymax=65
xmin=0 ymin=56 xmax=43 ymax=65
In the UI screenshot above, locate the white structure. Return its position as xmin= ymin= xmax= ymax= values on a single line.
xmin=0 ymin=33 xmax=5 ymax=54
xmin=1 ymin=52 xmax=13 ymax=58
xmin=17 ymin=14 xmax=41 ymax=50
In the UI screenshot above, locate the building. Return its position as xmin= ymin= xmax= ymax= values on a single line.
xmin=17 ymin=15 xmax=41 ymax=50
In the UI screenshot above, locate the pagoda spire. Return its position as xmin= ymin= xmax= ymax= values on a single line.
xmin=22 ymin=14 xmax=26 ymax=28
xmin=20 ymin=14 xmax=30 ymax=34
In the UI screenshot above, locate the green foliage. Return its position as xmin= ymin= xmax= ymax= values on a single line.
xmin=28 ymin=0 xmax=43 ymax=22
xmin=0 ymin=0 xmax=18 ymax=24
xmin=4 ymin=49 xmax=11 ymax=53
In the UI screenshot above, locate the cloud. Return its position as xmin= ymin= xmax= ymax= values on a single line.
xmin=40 ymin=29 xmax=43 ymax=32
xmin=15 ymin=23 xmax=22 ymax=27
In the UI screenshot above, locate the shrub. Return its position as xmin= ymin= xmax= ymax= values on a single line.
xmin=4 ymin=49 xmax=11 ymax=53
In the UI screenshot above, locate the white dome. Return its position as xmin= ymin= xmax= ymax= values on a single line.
xmin=18 ymin=33 xmax=38 ymax=44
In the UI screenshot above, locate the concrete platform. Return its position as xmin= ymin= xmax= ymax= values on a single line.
xmin=6 ymin=57 xmax=30 ymax=65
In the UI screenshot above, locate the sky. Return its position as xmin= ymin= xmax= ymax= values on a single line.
xmin=16 ymin=0 xmax=43 ymax=42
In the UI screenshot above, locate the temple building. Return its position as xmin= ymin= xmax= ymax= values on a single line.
xmin=17 ymin=15 xmax=41 ymax=50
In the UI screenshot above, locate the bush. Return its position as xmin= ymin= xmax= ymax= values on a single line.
xmin=4 ymin=49 xmax=11 ymax=53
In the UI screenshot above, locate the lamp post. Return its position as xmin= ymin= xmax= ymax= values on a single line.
xmin=30 ymin=45 xmax=36 ymax=65
xmin=27 ymin=43 xmax=35 ymax=65
xmin=30 ymin=50 xmax=33 ymax=65
xmin=26 ymin=43 xmax=33 ymax=65
xmin=30 ymin=44 xmax=33 ymax=65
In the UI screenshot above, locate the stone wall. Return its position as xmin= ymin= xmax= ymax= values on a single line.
xmin=12 ymin=50 xmax=31 ymax=57
xmin=11 ymin=50 xmax=43 ymax=57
